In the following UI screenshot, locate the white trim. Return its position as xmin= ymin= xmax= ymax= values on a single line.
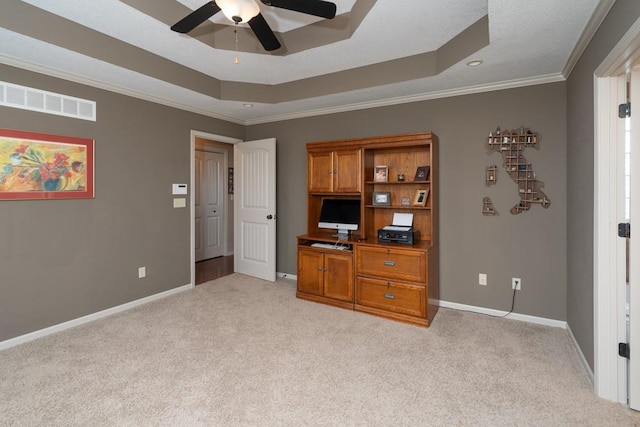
xmin=439 ymin=300 xmax=567 ymax=329
xmin=0 ymin=55 xmax=245 ymax=125
xmin=563 ymin=0 xmax=617 ymax=78
xmin=595 ymin=16 xmax=640 ymax=77
xmin=593 ymin=15 xmax=640 ymax=405
xmin=277 ymin=272 xmax=297 ymax=281
xmin=568 ymin=323 xmax=595 ymax=383
xmin=190 ymin=131 xmax=242 ymax=289
xmin=244 ymin=74 xmax=565 ymax=125
xmin=0 ymin=53 xmax=564 ymax=126
xmin=0 ymin=284 xmax=191 ymax=351
xmin=594 ymin=74 xmax=628 ymax=404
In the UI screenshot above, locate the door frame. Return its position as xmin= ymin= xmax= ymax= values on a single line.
xmin=594 ymin=16 xmax=640 ymax=404
xmin=190 ymin=130 xmax=242 ymax=289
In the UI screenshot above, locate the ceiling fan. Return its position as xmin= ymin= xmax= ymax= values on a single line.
xmin=171 ymin=0 xmax=337 ymax=52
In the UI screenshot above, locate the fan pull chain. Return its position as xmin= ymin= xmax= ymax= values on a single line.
xmin=234 ymin=23 xmax=239 ymax=65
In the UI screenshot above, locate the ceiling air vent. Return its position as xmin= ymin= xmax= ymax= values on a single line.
xmin=0 ymin=81 xmax=96 ymax=121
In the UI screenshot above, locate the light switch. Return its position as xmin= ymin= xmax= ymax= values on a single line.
xmin=173 ymin=198 xmax=186 ymax=208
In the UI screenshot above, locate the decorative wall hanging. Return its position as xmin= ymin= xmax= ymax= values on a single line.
xmin=486 ymin=126 xmax=550 ymax=214
xmin=482 ymin=197 xmax=498 ymax=215
xmin=0 ymin=128 xmax=94 ymax=200
xmin=485 ymin=165 xmax=497 ymax=186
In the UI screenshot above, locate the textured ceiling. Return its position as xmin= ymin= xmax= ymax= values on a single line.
xmin=0 ymin=0 xmax=610 ymax=124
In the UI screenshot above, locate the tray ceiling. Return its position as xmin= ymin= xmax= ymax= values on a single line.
xmin=0 ymin=0 xmax=609 ymax=124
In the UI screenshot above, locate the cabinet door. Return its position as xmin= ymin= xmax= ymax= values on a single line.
xmin=297 ymin=249 xmax=324 ymax=296
xmin=334 ymin=150 xmax=361 ymax=193
xmin=323 ymin=253 xmax=354 ymax=302
xmin=308 ymin=152 xmax=333 ymax=193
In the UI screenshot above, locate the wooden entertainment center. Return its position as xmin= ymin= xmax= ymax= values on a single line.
xmin=297 ymin=132 xmax=439 ymax=327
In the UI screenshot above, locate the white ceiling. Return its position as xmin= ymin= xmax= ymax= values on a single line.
xmin=0 ymin=0 xmax=609 ymax=124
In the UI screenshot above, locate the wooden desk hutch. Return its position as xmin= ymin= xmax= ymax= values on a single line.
xmin=297 ymin=132 xmax=439 ymax=327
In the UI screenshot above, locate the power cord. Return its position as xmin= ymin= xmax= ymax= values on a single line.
xmin=333 ymin=236 xmax=351 ymax=250
xmin=499 ymin=286 xmax=517 ymax=318
xmin=448 ymin=286 xmax=518 ymax=319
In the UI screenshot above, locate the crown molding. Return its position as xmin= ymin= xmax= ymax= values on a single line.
xmin=562 ymin=0 xmax=617 ymax=78
xmin=245 ymin=73 xmax=566 ymax=125
xmin=0 ymin=55 xmax=246 ymax=125
xmin=1 ymin=53 xmax=565 ymax=126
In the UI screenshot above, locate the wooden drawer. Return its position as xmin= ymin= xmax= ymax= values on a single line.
xmin=356 ymin=246 xmax=427 ymax=283
xmin=356 ymin=277 xmax=425 ymax=317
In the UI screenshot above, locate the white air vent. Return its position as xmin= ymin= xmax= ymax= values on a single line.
xmin=0 ymin=81 xmax=96 ymax=121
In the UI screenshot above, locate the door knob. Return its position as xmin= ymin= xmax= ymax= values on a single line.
xmin=267 ymin=214 xmax=273 ymax=219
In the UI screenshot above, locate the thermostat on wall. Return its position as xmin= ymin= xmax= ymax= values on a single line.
xmin=172 ymin=183 xmax=188 ymax=195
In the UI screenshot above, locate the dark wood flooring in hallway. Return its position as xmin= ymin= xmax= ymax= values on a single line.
xmin=195 ymin=256 xmax=234 ymax=285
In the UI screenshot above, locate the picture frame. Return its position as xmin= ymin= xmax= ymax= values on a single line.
xmin=374 ymin=165 xmax=388 ymax=182
xmin=372 ymin=191 xmax=391 ymax=206
xmin=413 ymin=188 xmax=429 ymax=206
xmin=401 ymin=196 xmax=411 ymax=206
xmin=414 ymin=165 xmax=430 ymax=182
xmin=0 ymin=128 xmax=94 ymax=200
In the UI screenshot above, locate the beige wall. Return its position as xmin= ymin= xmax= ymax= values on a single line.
xmin=248 ymin=82 xmax=568 ymax=321
xmin=4 ymin=2 xmax=637 ymax=357
xmin=566 ymin=0 xmax=640 ymax=369
xmin=0 ymin=63 xmax=244 ymax=342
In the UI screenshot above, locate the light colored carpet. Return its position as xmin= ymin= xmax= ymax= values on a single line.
xmin=1 ymin=273 xmax=639 ymax=426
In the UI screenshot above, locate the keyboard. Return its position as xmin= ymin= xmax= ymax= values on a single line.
xmin=311 ymin=242 xmax=348 ymax=250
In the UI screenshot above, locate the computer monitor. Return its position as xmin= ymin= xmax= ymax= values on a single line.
xmin=318 ymin=198 xmax=360 ymax=237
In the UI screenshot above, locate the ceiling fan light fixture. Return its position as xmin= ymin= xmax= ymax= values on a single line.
xmin=217 ymin=0 xmax=260 ymax=24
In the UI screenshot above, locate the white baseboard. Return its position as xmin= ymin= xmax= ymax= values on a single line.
xmin=439 ymin=300 xmax=567 ymax=329
xmin=0 ymin=283 xmax=192 ymax=351
xmin=277 ymin=272 xmax=297 ymax=281
xmin=567 ymin=323 xmax=595 ymax=383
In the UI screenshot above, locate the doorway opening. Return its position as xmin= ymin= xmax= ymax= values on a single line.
xmin=594 ymin=17 xmax=640 ymax=407
xmin=195 ymin=255 xmax=234 ymax=285
xmin=190 ymin=131 xmax=241 ymax=288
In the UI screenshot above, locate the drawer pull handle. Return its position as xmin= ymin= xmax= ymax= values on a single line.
xmin=384 ymin=293 xmax=396 ymax=299
xmin=383 ymin=260 xmax=395 ymax=266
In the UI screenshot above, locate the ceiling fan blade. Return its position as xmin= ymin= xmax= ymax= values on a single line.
xmin=248 ymin=13 xmax=281 ymax=51
xmin=171 ymin=1 xmax=221 ymax=33
xmin=262 ymin=0 xmax=336 ymax=19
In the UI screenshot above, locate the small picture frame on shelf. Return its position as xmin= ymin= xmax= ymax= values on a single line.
xmin=413 ymin=188 xmax=429 ymax=206
xmin=414 ymin=165 xmax=430 ymax=181
xmin=374 ymin=165 xmax=389 ymax=182
xmin=401 ymin=196 xmax=411 ymax=206
xmin=372 ymin=191 xmax=391 ymax=205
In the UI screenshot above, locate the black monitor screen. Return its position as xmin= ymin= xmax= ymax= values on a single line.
xmin=318 ymin=198 xmax=360 ymax=232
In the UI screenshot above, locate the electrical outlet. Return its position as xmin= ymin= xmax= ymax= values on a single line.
xmin=138 ymin=266 xmax=146 ymax=278
xmin=479 ymin=273 xmax=487 ymax=286
xmin=512 ymin=277 xmax=521 ymax=290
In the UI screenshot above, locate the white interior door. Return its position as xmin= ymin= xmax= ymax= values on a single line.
xmin=629 ymin=69 xmax=640 ymax=410
xmin=234 ymin=138 xmax=276 ymax=282
xmin=195 ymin=150 xmax=224 ymax=262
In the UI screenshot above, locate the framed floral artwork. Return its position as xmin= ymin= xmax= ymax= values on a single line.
xmin=0 ymin=128 xmax=94 ymax=200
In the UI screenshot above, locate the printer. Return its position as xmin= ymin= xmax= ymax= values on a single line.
xmin=377 ymin=213 xmax=420 ymax=245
